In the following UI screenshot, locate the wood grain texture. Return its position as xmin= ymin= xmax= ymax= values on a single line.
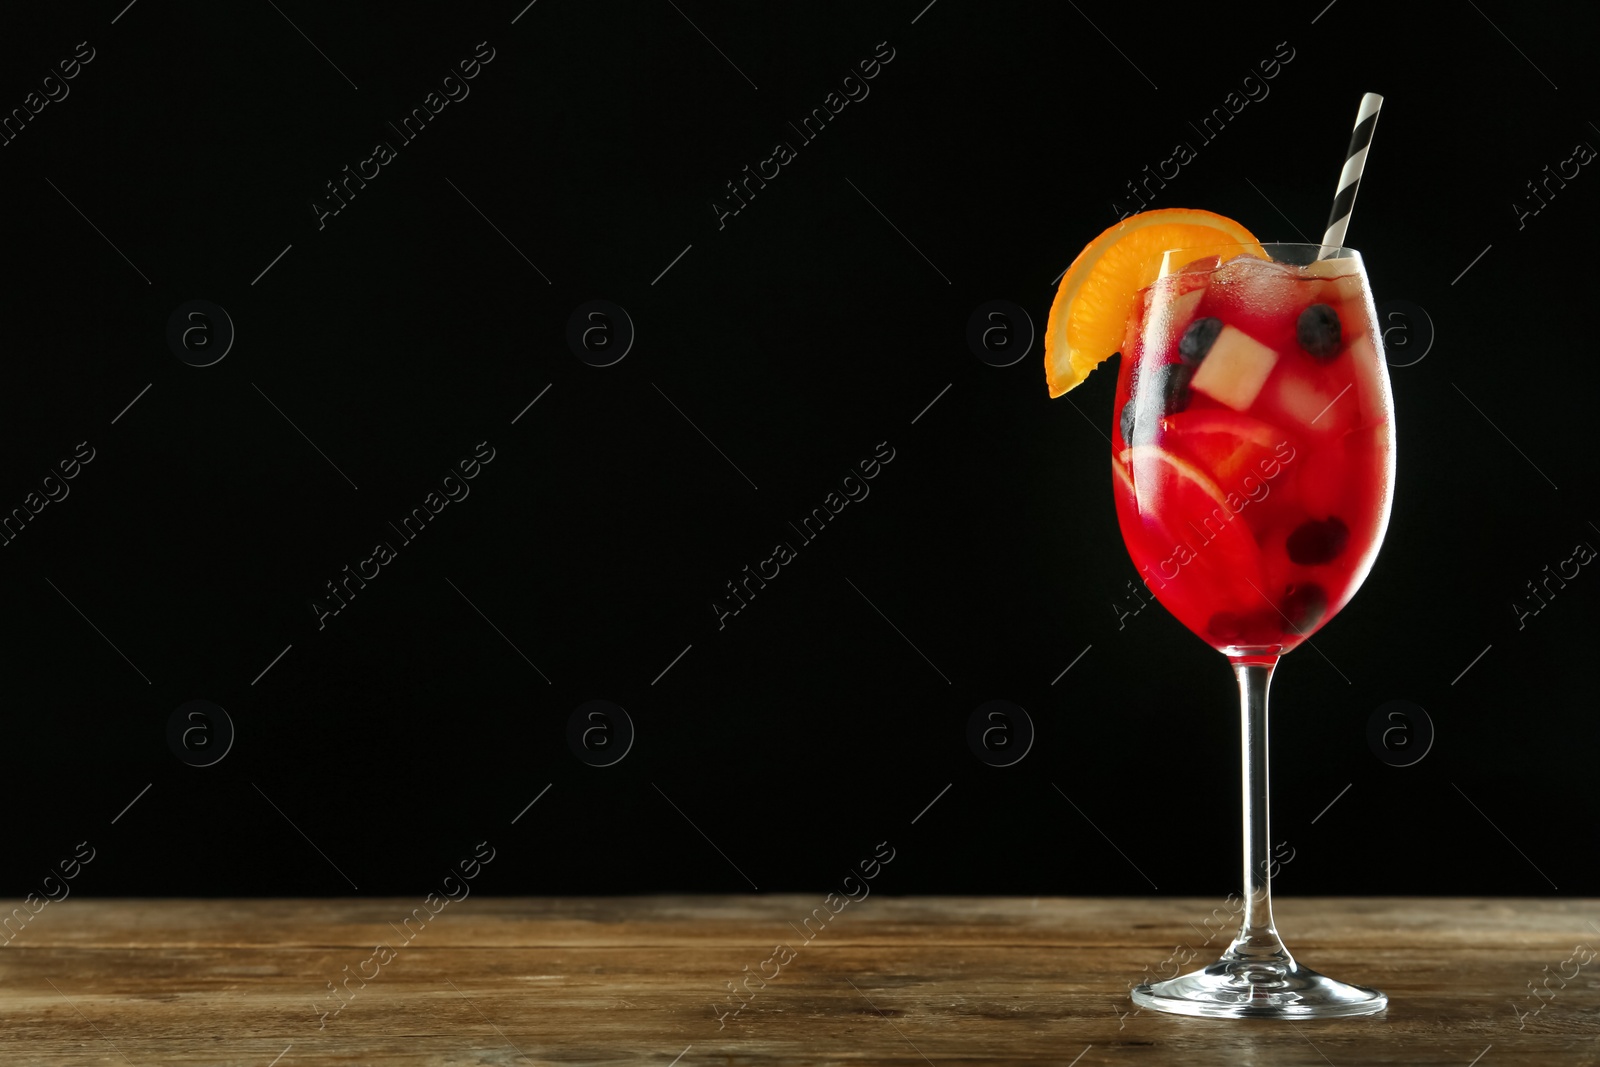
xmin=0 ymin=897 xmax=1596 ymax=1065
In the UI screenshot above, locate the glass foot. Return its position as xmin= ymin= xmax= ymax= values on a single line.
xmin=1132 ymin=957 xmax=1387 ymax=1019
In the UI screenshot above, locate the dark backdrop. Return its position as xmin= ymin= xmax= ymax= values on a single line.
xmin=1 ymin=0 xmax=1595 ymax=900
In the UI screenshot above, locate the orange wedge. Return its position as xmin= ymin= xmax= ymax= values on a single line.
xmin=1117 ymin=443 xmax=1266 ymax=588
xmin=1164 ymin=410 xmax=1296 ymax=488
xmin=1044 ymin=209 xmax=1264 ymax=398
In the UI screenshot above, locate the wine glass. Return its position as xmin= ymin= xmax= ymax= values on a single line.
xmin=1113 ymin=242 xmax=1394 ymax=1018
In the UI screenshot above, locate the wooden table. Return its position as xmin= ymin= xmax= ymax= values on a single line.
xmin=2 ymin=897 xmax=1595 ymax=1065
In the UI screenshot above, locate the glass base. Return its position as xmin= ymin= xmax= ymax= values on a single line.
xmin=1132 ymin=957 xmax=1387 ymax=1019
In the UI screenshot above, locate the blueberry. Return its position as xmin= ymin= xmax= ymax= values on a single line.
xmin=1297 ymin=304 xmax=1342 ymax=359
xmin=1286 ymin=517 xmax=1349 ymax=564
xmin=1153 ymin=362 xmax=1194 ymax=415
xmin=1126 ymin=363 xmax=1194 ymax=445
xmin=1280 ymin=583 xmax=1328 ymax=635
xmin=1179 ymin=317 xmax=1223 ymax=364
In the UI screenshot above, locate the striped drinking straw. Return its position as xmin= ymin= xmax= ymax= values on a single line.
xmin=1319 ymin=92 xmax=1384 ymax=258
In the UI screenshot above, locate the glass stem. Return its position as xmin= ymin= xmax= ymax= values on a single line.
xmin=1223 ymin=658 xmax=1293 ymax=980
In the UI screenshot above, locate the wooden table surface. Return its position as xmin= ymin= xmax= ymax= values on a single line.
xmin=1 ymin=896 xmax=1596 ymax=1066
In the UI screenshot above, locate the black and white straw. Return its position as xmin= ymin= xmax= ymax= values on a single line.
xmin=1320 ymin=92 xmax=1383 ymax=257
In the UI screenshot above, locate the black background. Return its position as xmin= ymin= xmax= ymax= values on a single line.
xmin=1 ymin=0 xmax=1595 ymax=901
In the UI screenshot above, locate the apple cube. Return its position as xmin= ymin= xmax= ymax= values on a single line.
xmin=1273 ymin=374 xmax=1337 ymax=428
xmin=1190 ymin=326 xmax=1278 ymax=411
xmin=1301 ymin=256 xmax=1360 ymax=279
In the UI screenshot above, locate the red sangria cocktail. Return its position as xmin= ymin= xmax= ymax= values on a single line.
xmin=1113 ymin=244 xmax=1394 ymax=655
xmin=1043 ymin=203 xmax=1396 ymax=1019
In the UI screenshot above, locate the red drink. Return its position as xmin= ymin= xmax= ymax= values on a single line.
xmin=1111 ymin=247 xmax=1395 ymax=654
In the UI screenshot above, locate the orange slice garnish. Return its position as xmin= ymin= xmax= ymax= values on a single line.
xmin=1044 ymin=209 xmax=1264 ymax=397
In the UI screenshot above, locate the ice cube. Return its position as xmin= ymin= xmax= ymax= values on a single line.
xmin=1207 ymin=255 xmax=1304 ymax=346
xmin=1190 ymin=326 xmax=1278 ymax=411
xmin=1214 ymin=254 xmax=1299 ymax=303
